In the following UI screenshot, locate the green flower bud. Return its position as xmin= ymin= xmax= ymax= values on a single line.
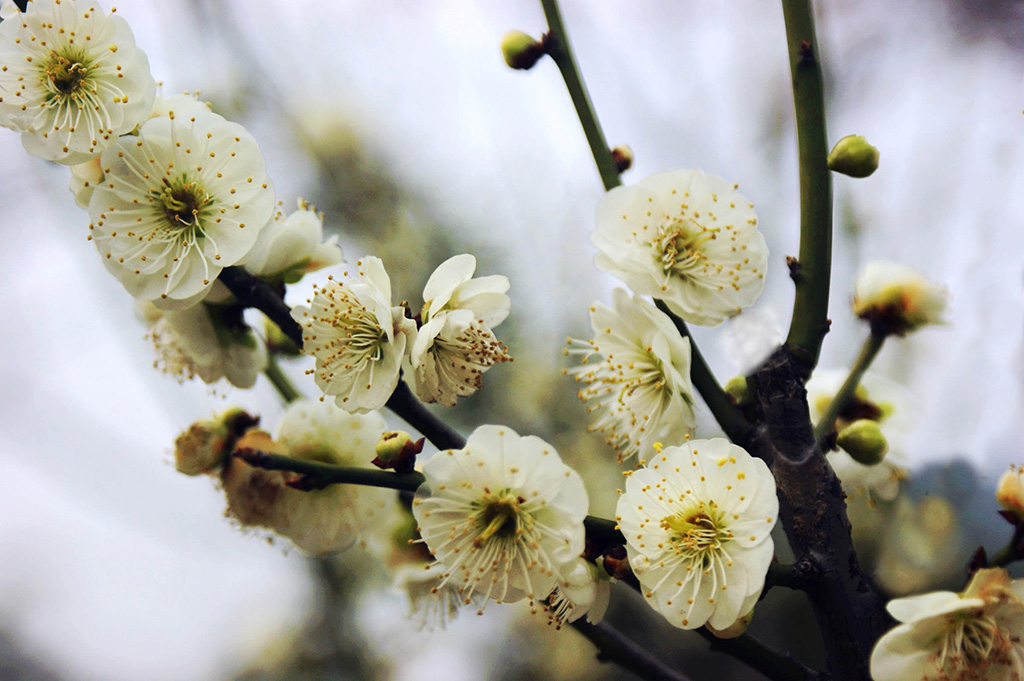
xmin=373 ymin=431 xmax=423 ymax=472
xmin=827 ymin=134 xmax=880 ymax=178
xmin=836 ymin=419 xmax=889 ymax=465
xmin=724 ymin=376 xmax=752 ymax=406
xmin=501 ymin=30 xmax=545 ymax=70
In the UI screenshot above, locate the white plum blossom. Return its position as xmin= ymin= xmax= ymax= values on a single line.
xmin=592 ymin=169 xmax=769 ymax=326
xmin=616 ymin=438 xmax=778 ymax=630
xmin=272 ymin=400 xmax=398 ymax=554
xmin=88 ymin=105 xmax=275 ymax=307
xmin=852 ymin=260 xmax=948 ymax=336
xmin=409 ymin=254 xmax=512 ymax=406
xmin=870 ymin=568 xmax=1024 ymax=681
xmin=291 ymin=257 xmax=416 ymax=413
xmin=0 ymin=0 xmax=156 ymax=164
xmin=241 ymin=199 xmax=343 ymax=282
xmin=144 ymin=301 xmax=266 ymax=389
xmin=807 ymin=369 xmax=913 ymax=503
xmin=566 ymin=288 xmax=697 ymax=463
xmin=547 ymin=558 xmax=611 ymax=626
xmin=412 ymin=425 xmax=588 ymax=609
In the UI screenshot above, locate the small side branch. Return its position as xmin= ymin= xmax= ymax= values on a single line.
xmin=692 ymin=627 xmax=822 ymax=681
xmin=812 ymin=333 xmax=885 ymax=443
xmin=655 ymin=300 xmax=753 ymax=445
xmin=235 ymin=449 xmax=426 ymax=492
xmin=539 ymin=0 xmax=622 ymax=192
xmin=570 ymin=620 xmax=694 ymax=681
xmin=386 ymin=380 xmax=466 ymax=451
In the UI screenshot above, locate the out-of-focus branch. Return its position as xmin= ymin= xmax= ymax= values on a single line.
xmin=569 ymin=620 xmax=694 ymax=681
xmin=781 ymin=0 xmax=833 ymax=368
xmin=264 ymin=354 xmax=303 ymax=404
xmin=539 ymin=0 xmax=622 ymax=191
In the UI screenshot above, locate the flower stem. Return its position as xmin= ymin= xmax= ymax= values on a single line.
xmin=539 ymin=0 xmax=622 ymax=191
xmin=655 ymin=300 xmax=752 ymax=445
xmin=780 ymin=0 xmax=833 ymax=368
xmin=385 ymin=379 xmax=466 ymax=451
xmin=987 ymin=525 xmax=1024 ymax=568
xmin=570 ymin=620 xmax=694 ymax=681
xmin=812 ymin=332 xmax=885 ymax=443
xmin=264 ymin=354 xmax=302 ymax=404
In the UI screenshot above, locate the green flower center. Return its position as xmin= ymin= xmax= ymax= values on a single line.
xmin=155 ymin=176 xmax=213 ymax=229
xmin=473 ymin=490 xmax=529 ymax=546
xmin=654 ymin=220 xmax=718 ymax=274
xmin=661 ymin=504 xmax=731 ymax=567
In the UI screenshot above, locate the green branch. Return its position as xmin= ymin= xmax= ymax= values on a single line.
xmin=781 ymin=0 xmax=833 ymax=368
xmin=812 ymin=332 xmax=885 ymax=442
xmin=655 ymin=300 xmax=752 ymax=445
xmin=263 ymin=354 xmax=303 ymax=404
xmin=540 ymin=0 xmax=621 ymax=191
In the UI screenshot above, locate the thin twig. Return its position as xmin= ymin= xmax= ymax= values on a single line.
xmin=812 ymin=332 xmax=885 ymax=443
xmin=781 ymin=0 xmax=833 ymax=368
xmin=570 ymin=620 xmax=694 ymax=681
xmin=539 ymin=0 xmax=621 ymax=191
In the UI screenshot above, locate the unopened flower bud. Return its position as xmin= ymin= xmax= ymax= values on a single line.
xmin=852 ymin=261 xmax=948 ymax=337
xmin=611 ymin=145 xmax=633 ymax=173
xmin=827 ymin=134 xmax=880 ymax=178
xmin=501 ymin=30 xmax=545 ymax=70
xmin=706 ymin=607 xmax=755 ymax=639
xmin=724 ymin=376 xmax=752 ymax=406
xmin=174 ymin=408 xmax=258 ymax=476
xmin=602 ymin=545 xmax=631 ymax=580
xmin=373 ymin=430 xmax=423 ymax=472
xmin=836 ymin=419 xmax=889 ymax=465
xmin=996 ymin=466 xmax=1024 ymax=523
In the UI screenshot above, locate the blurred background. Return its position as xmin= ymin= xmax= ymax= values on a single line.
xmin=1 ymin=0 xmax=1022 ymax=679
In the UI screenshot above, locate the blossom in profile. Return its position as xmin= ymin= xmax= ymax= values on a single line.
xmin=272 ymin=400 xmax=398 ymax=554
xmin=566 ymin=288 xmax=696 ymax=462
xmin=592 ymin=169 xmax=768 ymax=326
xmin=412 ymin=425 xmax=588 ymax=609
xmin=807 ymin=369 xmax=913 ymax=503
xmin=144 ymin=301 xmax=267 ymax=389
xmin=616 ymin=438 xmax=778 ymax=630
xmin=409 ymin=254 xmax=512 ymax=406
xmin=222 ymin=402 xmax=398 ymax=555
xmin=546 ymin=558 xmax=610 ymax=626
xmin=852 ymin=260 xmax=948 ymax=336
xmin=291 ymin=257 xmax=416 ymax=413
xmin=241 ymin=199 xmax=343 ymax=283
xmin=870 ymin=568 xmax=1024 ymax=681
xmin=88 ymin=106 xmax=275 ymax=307
xmin=0 ymin=0 xmax=156 ymax=164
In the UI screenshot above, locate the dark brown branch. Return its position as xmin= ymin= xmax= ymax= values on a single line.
xmin=570 ymin=620 xmax=693 ymax=681
xmin=749 ymin=346 xmax=891 ymax=681
xmin=218 ymin=266 xmax=303 ymax=347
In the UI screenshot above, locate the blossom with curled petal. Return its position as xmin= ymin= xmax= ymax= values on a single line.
xmin=409 ymin=254 xmax=512 ymax=406
xmin=0 ymin=0 xmax=156 ymax=164
xmin=88 ymin=105 xmax=275 ymax=307
xmin=616 ymin=438 xmax=778 ymax=630
xmin=592 ymin=169 xmax=768 ymax=326
xmin=412 ymin=425 xmax=588 ymax=609
xmin=870 ymin=568 xmax=1024 ymax=681
xmin=807 ymin=369 xmax=912 ymax=503
xmin=291 ymin=257 xmax=416 ymax=413
xmin=565 ymin=288 xmax=696 ymax=462
xmin=852 ymin=260 xmax=948 ymax=336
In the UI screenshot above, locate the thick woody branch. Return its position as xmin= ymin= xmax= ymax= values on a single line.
xmin=749 ymin=346 xmax=891 ymax=681
xmin=218 ymin=267 xmax=303 ymax=347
